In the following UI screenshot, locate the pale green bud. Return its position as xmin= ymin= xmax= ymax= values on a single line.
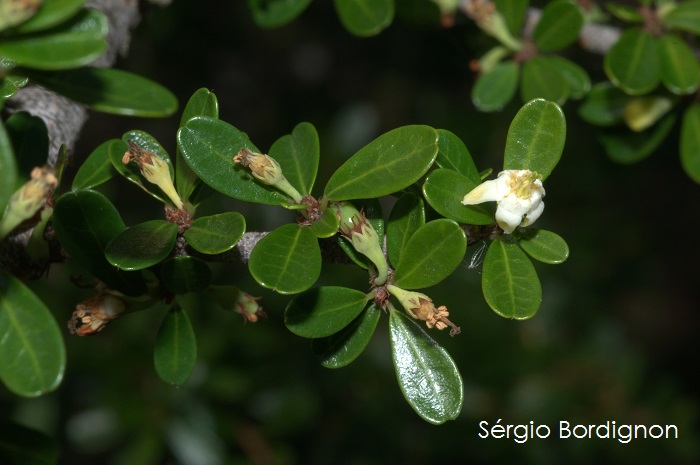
xmin=233 ymin=148 xmax=303 ymax=202
xmin=122 ymin=141 xmax=185 ymax=210
xmin=337 ymin=202 xmax=388 ymax=286
xmin=0 ymin=165 xmax=57 ymax=240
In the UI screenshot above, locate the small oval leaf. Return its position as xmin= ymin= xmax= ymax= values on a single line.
xmin=184 ymin=212 xmax=245 ymax=254
xmin=246 ymin=0 xmax=313 ymax=27
xmin=681 ymin=104 xmax=700 ymax=183
xmin=392 ymin=219 xmax=466 ymax=289
xmin=333 ymin=0 xmax=394 ymax=37
xmin=387 ymin=192 xmax=425 ymax=268
xmin=422 ymin=168 xmax=495 ymax=225
xmin=482 ymin=239 xmax=541 ymax=319
xmin=604 ymin=27 xmax=660 ymax=95
xmin=471 ymin=61 xmax=519 ymax=112
xmin=72 ymin=139 xmax=115 ymax=190
xmin=0 ymin=120 xmax=18 ymax=216
xmin=515 ymin=229 xmax=569 ymax=264
xmin=662 ymin=0 xmax=700 ymax=35
xmin=324 ymin=125 xmax=439 ymax=201
xmin=520 ymin=56 xmax=570 ymax=106
xmin=435 ymin=129 xmax=480 ymax=183
xmin=578 ymin=82 xmax=633 ymax=127
xmin=533 ymin=0 xmax=584 ymax=52
xmin=249 ymin=224 xmax=321 ymax=294
xmin=659 ymin=34 xmax=700 ymax=95
xmin=154 ymin=304 xmax=197 ymax=386
xmin=285 ymin=286 xmax=368 ymax=338
xmin=389 ymin=310 xmax=463 ymax=425
xmin=269 ymin=122 xmax=319 ymax=196
xmin=309 ymin=206 xmax=340 ymax=238
xmin=105 ymin=220 xmax=178 ymax=271
xmin=547 ymin=55 xmax=591 ymax=100
xmin=504 ymin=98 xmax=566 ymax=180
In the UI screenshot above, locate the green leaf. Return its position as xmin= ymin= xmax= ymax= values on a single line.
xmin=548 ymin=55 xmax=591 ymax=100
xmin=153 ymin=305 xmax=197 ymax=386
xmin=0 ymin=420 xmax=59 ymax=465
xmin=324 ymin=125 xmax=438 ymax=201
xmin=681 ymin=104 xmax=700 ymax=183
xmin=0 ymin=9 xmax=106 ymax=70
xmin=392 ymin=219 xmax=466 ymax=289
xmin=285 ymin=286 xmax=369 ymax=338
xmin=309 ymin=206 xmax=340 ymax=238
xmin=184 ymin=212 xmax=245 ymax=255
xmin=389 ymin=310 xmax=463 ymax=425
xmin=107 ymin=139 xmax=171 ymax=204
xmin=520 ymin=56 xmax=569 ymax=106
xmin=333 ymin=0 xmax=394 ymax=37
xmin=504 ymin=98 xmax=566 ymax=180
xmin=604 ymin=27 xmax=660 ymax=95
xmin=435 ymin=129 xmax=480 ymax=183
xmin=0 ymin=120 xmax=17 ymax=217
xmin=599 ymin=113 xmax=676 ymax=164
xmin=533 ymin=0 xmax=583 ymax=52
xmin=662 ymin=0 xmax=700 ymax=35
xmin=494 ymin=0 xmax=528 ymax=36
xmin=26 ymin=67 xmax=177 ymax=116
xmin=52 ymin=190 xmax=146 ymax=295
xmin=0 ymin=75 xmax=29 ymax=107
xmin=71 ymin=139 xmax=115 ymax=190
xmin=471 ymin=61 xmax=519 ymax=112
xmin=659 ymin=34 xmax=700 ymax=95
xmin=249 ymin=224 xmax=321 ymax=294
xmin=422 ymin=168 xmax=494 ymax=225
xmin=269 ymin=122 xmax=319 ymax=196
xmin=515 ymin=228 xmax=569 ymax=264
xmin=246 ymin=0 xmax=312 ymax=28
xmin=387 ymin=192 xmax=425 ymax=268
xmin=160 ymin=256 xmax=212 ymax=294
xmin=482 ymin=239 xmax=541 ymax=319
xmin=12 ymin=0 xmax=87 ymax=33
xmin=0 ymin=270 xmax=65 ymax=397
xmin=105 ymin=220 xmax=178 ymax=271
xmin=177 ymin=116 xmax=287 ymax=205
xmin=578 ymin=82 xmax=633 ymax=126
xmin=5 ymin=111 xmax=47 ymax=189
xmin=311 ymin=303 xmax=381 ymax=368
xmin=176 ymin=88 xmax=218 ymax=203
xmin=605 ymin=3 xmax=644 ymax=23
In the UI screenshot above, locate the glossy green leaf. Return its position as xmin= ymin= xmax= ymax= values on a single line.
xmin=482 ymin=239 xmax=541 ymax=319
xmin=681 ymin=104 xmax=700 ymax=183
xmin=105 ymin=220 xmax=178 ymax=271
xmin=604 ymin=28 xmax=660 ymax=95
xmin=494 ymin=0 xmax=528 ymax=36
xmin=177 ymin=116 xmax=287 ymax=205
xmin=52 ymin=190 xmax=146 ymax=295
xmin=154 ymin=305 xmax=197 ymax=386
xmin=26 ymin=67 xmax=177 ymax=116
xmin=435 ymin=129 xmax=480 ymax=183
xmin=548 ymin=55 xmax=591 ymax=100
xmin=0 ymin=420 xmax=59 ymax=465
xmin=0 ymin=9 xmax=106 ymax=70
xmin=324 ymin=125 xmax=438 ymax=201
xmin=659 ymin=34 xmax=700 ymax=95
xmin=578 ymin=82 xmax=633 ymax=126
xmin=471 ymin=61 xmax=519 ymax=112
xmin=309 ymin=206 xmax=340 ymax=238
xmin=246 ymin=0 xmax=312 ymax=27
xmin=0 ymin=75 xmax=29 ymax=107
xmin=71 ymin=139 xmax=115 ymax=190
xmin=184 ymin=212 xmax=245 ymax=254
xmin=389 ymin=310 xmax=463 ymax=425
xmin=269 ymin=122 xmax=319 ymax=196
xmin=422 ymin=168 xmax=494 ymax=225
xmin=107 ymin=139 xmax=170 ymax=204
xmin=0 ymin=120 xmax=16 ymax=218
xmin=0 ymin=270 xmax=65 ymax=397
xmin=599 ymin=113 xmax=676 ymax=164
xmin=13 ymin=0 xmax=87 ymax=33
xmin=533 ymin=0 xmax=583 ymax=52
xmin=387 ymin=192 xmax=425 ymax=268
xmin=605 ymin=3 xmax=644 ymax=22
xmin=249 ymin=224 xmax=321 ymax=294
xmin=285 ymin=286 xmax=368 ymax=337
xmin=160 ymin=256 xmax=212 ymax=294
xmin=333 ymin=0 xmax=394 ymax=37
xmin=312 ymin=303 xmax=381 ymax=368
xmin=176 ymin=88 xmax=218 ymax=203
xmin=515 ymin=228 xmax=569 ymax=264
xmin=662 ymin=0 xmax=700 ymax=35
xmin=5 ymin=111 xmax=47 ymax=189
xmin=392 ymin=219 xmax=466 ymax=289
xmin=520 ymin=56 xmax=569 ymax=106
xmin=336 ymin=198 xmax=384 ymax=268
xmin=504 ymin=98 xmax=566 ymax=180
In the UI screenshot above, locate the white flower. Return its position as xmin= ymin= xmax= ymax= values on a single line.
xmin=462 ymin=169 xmax=545 ymax=234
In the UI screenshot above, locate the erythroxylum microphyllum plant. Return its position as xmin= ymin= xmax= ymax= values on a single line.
xmin=2 ymin=88 xmax=569 ymax=424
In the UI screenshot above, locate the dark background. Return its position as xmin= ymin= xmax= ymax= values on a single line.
xmin=3 ymin=1 xmax=700 ymax=463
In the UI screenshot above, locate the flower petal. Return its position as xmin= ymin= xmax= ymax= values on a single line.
xmin=462 ymin=179 xmax=500 ymax=205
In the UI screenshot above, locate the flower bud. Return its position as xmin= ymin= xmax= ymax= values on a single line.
xmin=68 ymin=292 xmax=128 ymax=336
xmin=387 ymin=285 xmax=461 ymax=336
xmin=337 ymin=202 xmax=388 ymax=286
xmin=0 ymin=166 xmax=57 ymax=240
xmin=0 ymin=0 xmax=41 ymax=31
xmin=208 ymin=285 xmax=267 ymax=323
xmin=465 ymin=0 xmax=521 ymax=51
xmin=123 ymin=141 xmax=185 ymax=210
xmin=233 ymin=148 xmax=303 ymax=202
